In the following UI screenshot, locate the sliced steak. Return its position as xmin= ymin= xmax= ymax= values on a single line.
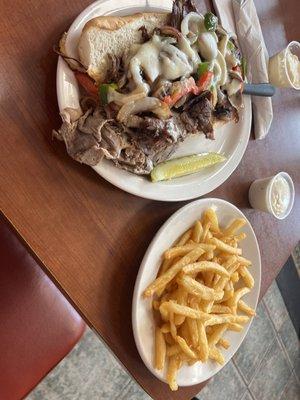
xmin=181 ymin=91 xmax=214 ymax=139
xmin=125 ymin=116 xmax=183 ymax=165
xmin=53 ymin=108 xmax=128 ymax=166
xmin=214 ymin=97 xmax=239 ymax=123
xmin=169 ymin=0 xmax=197 ymax=29
xmin=53 ymin=108 xmax=180 ymax=174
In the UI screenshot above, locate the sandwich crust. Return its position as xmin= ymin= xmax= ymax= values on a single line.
xmin=82 ymin=12 xmax=169 ymax=32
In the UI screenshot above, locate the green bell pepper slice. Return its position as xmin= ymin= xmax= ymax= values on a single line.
xmin=197 ymin=62 xmax=213 ymax=78
xmin=99 ymin=83 xmax=118 ymax=104
xmin=204 ymin=12 xmax=218 ymax=32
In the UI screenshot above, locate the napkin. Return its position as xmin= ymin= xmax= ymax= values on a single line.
xmin=212 ymin=0 xmax=273 ymax=139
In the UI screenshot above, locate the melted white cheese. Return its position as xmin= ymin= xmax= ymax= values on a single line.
xmin=129 ymin=35 xmax=196 ymax=88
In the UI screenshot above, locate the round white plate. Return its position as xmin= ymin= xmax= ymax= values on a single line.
xmin=57 ymin=0 xmax=252 ymax=201
xmin=132 ymin=198 xmax=261 ymax=386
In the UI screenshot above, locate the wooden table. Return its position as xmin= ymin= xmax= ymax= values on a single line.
xmin=0 ymin=0 xmax=299 ymax=399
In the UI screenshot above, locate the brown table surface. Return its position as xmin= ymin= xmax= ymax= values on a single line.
xmin=1 ymin=0 xmax=299 ymax=399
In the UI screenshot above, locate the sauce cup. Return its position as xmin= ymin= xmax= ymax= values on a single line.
xmin=248 ymin=172 xmax=295 ymax=220
xmin=268 ymin=41 xmax=300 ymax=89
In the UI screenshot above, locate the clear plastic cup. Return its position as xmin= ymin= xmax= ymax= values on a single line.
xmin=268 ymin=41 xmax=300 ymax=89
xmin=248 ymin=172 xmax=295 ymax=220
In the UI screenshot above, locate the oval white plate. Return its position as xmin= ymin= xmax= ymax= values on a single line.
xmin=132 ymin=198 xmax=261 ymax=386
xmin=57 ymin=0 xmax=252 ymax=201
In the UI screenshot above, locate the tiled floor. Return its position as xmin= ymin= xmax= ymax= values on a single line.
xmin=26 ymin=279 xmax=299 ymax=400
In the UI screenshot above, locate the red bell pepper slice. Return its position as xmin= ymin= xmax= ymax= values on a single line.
xmin=163 ymin=77 xmax=200 ymax=107
xmin=74 ymin=71 xmax=98 ymax=97
xmin=197 ymin=71 xmax=214 ymax=92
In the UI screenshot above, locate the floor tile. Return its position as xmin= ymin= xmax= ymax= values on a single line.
xmin=249 ymin=337 xmax=292 ymax=400
xmin=294 ymin=355 xmax=300 ymax=382
xmin=278 ymin=314 xmax=300 ymax=371
xmin=276 ymin=256 xmax=300 ymax=335
xmin=280 ymin=373 xmax=300 ymax=400
xmin=27 ymin=329 xmax=131 ymax=400
xmin=196 ymin=361 xmax=246 ymax=400
xmin=233 ymin=302 xmax=276 ymax=384
xmin=119 ymin=380 xmax=151 ymax=400
xmin=292 ymin=242 xmax=300 ymax=276
xmin=242 ymin=391 xmax=255 ymax=400
xmin=263 ymin=281 xmax=290 ymax=331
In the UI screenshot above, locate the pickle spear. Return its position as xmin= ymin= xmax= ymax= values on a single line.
xmin=151 ymin=153 xmax=226 ymax=182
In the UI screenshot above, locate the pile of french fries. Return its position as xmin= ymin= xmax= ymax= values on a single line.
xmin=143 ymin=208 xmax=256 ymax=391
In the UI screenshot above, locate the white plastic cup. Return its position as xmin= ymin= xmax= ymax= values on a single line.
xmin=248 ymin=172 xmax=295 ymax=220
xmin=268 ymin=41 xmax=300 ymax=89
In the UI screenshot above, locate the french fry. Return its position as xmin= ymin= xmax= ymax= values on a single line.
xmin=234 ymin=232 xmax=247 ymax=242
xmin=212 ymin=274 xmax=221 ymax=287
xmin=213 ymin=257 xmax=238 ymax=291
xmin=227 ymin=323 xmax=243 ymax=332
xmin=209 ymin=346 xmax=225 ymax=364
xmin=225 ymin=280 xmax=233 ymax=292
xmin=231 ymin=271 xmax=239 ymax=284
xmin=218 ymin=338 xmax=230 ymax=349
xmin=164 ymin=332 xmax=175 ymax=345
xmin=199 ymin=244 xmax=217 ymax=251
xmin=175 ymin=287 xmax=188 ymax=306
xmin=159 ymin=258 xmax=173 ymax=276
xmin=164 ymin=244 xmax=200 ymax=260
xmin=215 ymin=289 xmax=234 ymax=302
xmin=205 ymin=250 xmax=214 ymax=260
xmin=165 ymin=243 xmax=216 ymax=261
xmin=176 ymin=336 xmax=197 ymax=359
xmin=227 ymin=262 xmax=241 ymax=276
xmin=174 ymin=314 xmax=186 ymax=326
xmin=182 ymin=261 xmax=230 ymax=277
xmin=179 ymin=320 xmax=191 ymax=345
xmin=192 ymin=220 xmax=203 ymax=243
xmin=177 ymin=275 xmax=224 ymax=301
xmin=205 ymin=314 xmax=249 ymax=326
xmin=208 ymin=237 xmax=242 ymax=255
xmin=200 ymin=299 xmax=214 ymax=313
xmin=208 ymin=324 xmax=228 ymax=346
xmin=143 ymin=247 xmax=205 ymax=297
xmin=170 ymin=312 xmax=177 ymax=340
xmin=160 ymin=301 xmax=210 ymax=320
xmin=161 ymin=323 xmax=170 ymax=333
xmin=176 ymin=229 xmax=192 ymax=246
xmin=222 ymin=254 xmax=252 ymax=266
xmin=227 ymin=287 xmax=250 ymax=313
xmin=201 ymin=221 xmax=211 ymax=242
xmin=238 ymin=300 xmax=256 ymax=316
xmin=211 ymin=305 xmax=232 ymax=314
xmin=155 ymin=328 xmax=166 ymax=370
xmin=167 ymin=355 xmax=181 ymax=391
xmin=239 ymin=266 xmax=254 ymax=288
xmin=197 ymin=321 xmax=209 ymax=362
xmin=207 ymin=231 xmax=213 ymax=239
xmin=203 ymin=208 xmax=219 ymax=232
xmin=223 ymin=218 xmax=247 ymax=236
xmin=166 ymin=344 xmax=181 ymax=357
xmin=222 ymin=256 xmax=238 ymax=270
xmin=186 ymin=318 xmax=199 ymax=347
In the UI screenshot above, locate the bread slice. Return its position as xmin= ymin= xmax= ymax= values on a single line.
xmin=78 ymin=13 xmax=169 ymax=83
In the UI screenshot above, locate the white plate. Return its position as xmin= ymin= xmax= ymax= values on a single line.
xmin=132 ymin=198 xmax=261 ymax=386
xmin=57 ymin=0 xmax=252 ymax=201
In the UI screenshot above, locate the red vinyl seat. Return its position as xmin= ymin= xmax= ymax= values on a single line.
xmin=0 ymin=214 xmax=86 ymax=400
